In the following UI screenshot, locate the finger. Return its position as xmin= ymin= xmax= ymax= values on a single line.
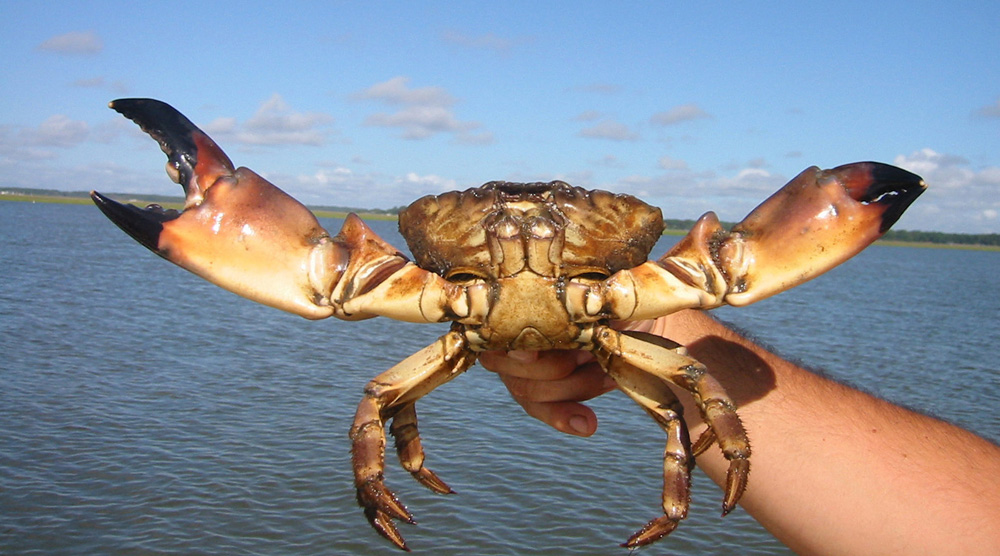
xmin=611 ymin=318 xmax=656 ymax=333
xmin=478 ymin=349 xmax=593 ymax=380
xmin=499 ymin=362 xmax=614 ymax=404
xmin=517 ymin=399 xmax=600 ymax=437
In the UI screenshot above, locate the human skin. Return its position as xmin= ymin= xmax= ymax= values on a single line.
xmin=478 ymin=309 xmax=1000 ymax=555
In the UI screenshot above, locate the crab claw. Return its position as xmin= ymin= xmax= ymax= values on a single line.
xmin=92 ymin=99 xmax=343 ymax=319
xmin=705 ymin=162 xmax=926 ymax=306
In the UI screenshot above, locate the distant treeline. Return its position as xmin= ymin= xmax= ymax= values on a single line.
xmin=3 ymin=189 xmax=997 ymax=247
xmin=663 ymin=219 xmax=1000 ymax=247
xmin=312 ymin=204 xmax=406 ymax=216
xmin=879 ymin=229 xmax=1000 ymax=246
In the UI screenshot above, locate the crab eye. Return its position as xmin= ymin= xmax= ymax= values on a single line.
xmin=568 ymin=271 xmax=610 ymax=283
xmin=445 ymin=270 xmax=487 ymax=285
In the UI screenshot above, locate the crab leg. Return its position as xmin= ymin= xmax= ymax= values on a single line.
xmin=350 ymin=329 xmax=476 ymax=551
xmin=596 ymin=162 xmax=926 ymax=321
xmin=591 ymin=325 xmax=750 ymax=545
xmin=92 ymin=99 xmax=470 ymax=324
xmin=594 ymin=341 xmax=694 ymax=547
xmin=389 ymin=404 xmax=455 ymax=495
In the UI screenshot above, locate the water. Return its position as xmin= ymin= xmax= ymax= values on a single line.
xmin=1 ymin=202 xmax=997 ymax=555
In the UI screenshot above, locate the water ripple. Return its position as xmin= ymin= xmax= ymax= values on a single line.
xmin=3 ymin=204 xmax=997 ymax=555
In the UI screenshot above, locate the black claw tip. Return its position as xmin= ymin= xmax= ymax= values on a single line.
xmin=109 ymin=98 xmax=204 ymax=196
xmin=832 ymin=161 xmax=927 ymax=233
xmin=865 ymin=162 xmax=927 ymax=232
xmin=90 ymin=191 xmax=176 ymax=254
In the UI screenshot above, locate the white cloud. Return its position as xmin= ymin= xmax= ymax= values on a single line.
xmin=204 ymin=94 xmax=333 ymax=146
xmin=286 ymin=166 xmax=377 ymax=204
xmin=887 ymin=148 xmax=1000 ymax=232
xmin=22 ymin=115 xmax=89 ymax=147
xmin=37 ymin=31 xmax=102 ymax=55
xmin=397 ymin=172 xmax=458 ymax=191
xmin=650 ymin=103 xmax=712 ymax=126
xmin=613 ymin=152 xmax=999 ymax=233
xmin=71 ymin=76 xmax=129 ymax=94
xmin=366 ymin=105 xmax=478 ymax=139
xmin=972 ymin=98 xmax=1000 ymax=119
xmin=593 ymin=154 xmax=625 ymax=168
xmin=356 ymin=77 xmax=491 ymax=143
xmin=577 ymin=119 xmax=639 ymax=141
xmin=708 ymin=167 xmax=778 ymax=198
xmin=454 ymin=130 xmax=495 ymax=146
xmin=573 ymin=110 xmax=604 ymax=122
xmin=893 ymin=148 xmax=972 ymax=189
xmin=658 ymin=155 xmax=689 ymax=170
xmin=354 ymin=76 xmax=456 ymax=107
xmin=610 ymin=161 xmax=782 ymax=222
xmin=284 ymin=166 xmax=460 ymax=208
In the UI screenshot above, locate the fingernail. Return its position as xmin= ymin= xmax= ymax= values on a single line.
xmin=569 ymin=415 xmax=591 ymax=436
xmin=602 ymin=375 xmax=618 ymax=391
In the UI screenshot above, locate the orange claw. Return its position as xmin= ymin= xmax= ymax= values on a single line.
xmin=91 ymin=99 xmax=345 ymax=319
xmin=717 ymin=162 xmax=926 ymax=306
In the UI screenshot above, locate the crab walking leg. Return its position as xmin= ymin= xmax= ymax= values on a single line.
xmin=389 ymin=404 xmax=455 ymax=494
xmin=595 ymin=346 xmax=694 ymax=547
xmin=592 ymin=326 xmax=751 ymax=515
xmin=349 ymin=330 xmax=476 ymax=550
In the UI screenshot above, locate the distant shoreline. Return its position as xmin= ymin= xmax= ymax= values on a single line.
xmin=4 ymin=189 xmax=998 ymax=251
xmin=0 ymin=191 xmax=397 ymax=221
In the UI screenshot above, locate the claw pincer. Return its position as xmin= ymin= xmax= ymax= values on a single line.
xmin=92 ymin=99 xmax=347 ymax=319
xmin=93 ymin=98 xmax=925 ymax=550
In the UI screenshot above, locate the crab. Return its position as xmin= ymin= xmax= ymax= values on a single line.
xmin=91 ymin=98 xmax=926 ymax=550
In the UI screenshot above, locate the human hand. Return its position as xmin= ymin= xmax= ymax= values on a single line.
xmin=478 ymin=319 xmax=661 ymax=437
xmin=478 ymin=348 xmax=615 ymax=437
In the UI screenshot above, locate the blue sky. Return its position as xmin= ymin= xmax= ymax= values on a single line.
xmin=2 ymin=1 xmax=998 ymax=233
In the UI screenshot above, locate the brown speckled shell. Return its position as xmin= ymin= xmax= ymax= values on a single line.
xmin=398 ymin=181 xmax=665 ymax=278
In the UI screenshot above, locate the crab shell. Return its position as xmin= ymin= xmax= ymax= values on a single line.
xmin=91 ymin=98 xmax=926 ymax=550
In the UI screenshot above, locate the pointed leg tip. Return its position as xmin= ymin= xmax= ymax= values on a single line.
xmin=691 ymin=427 xmax=717 ymax=457
xmin=721 ymin=499 xmax=737 ymax=516
xmin=357 ymin=478 xmax=416 ymax=525
xmin=364 ymin=506 xmax=414 ymax=551
xmin=720 ymin=459 xmax=749 ymax=518
xmin=622 ymin=516 xmax=680 ymax=548
xmin=411 ymin=468 xmax=455 ymax=495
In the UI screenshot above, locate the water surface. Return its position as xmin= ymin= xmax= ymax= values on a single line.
xmin=2 ymin=202 xmax=997 ymax=555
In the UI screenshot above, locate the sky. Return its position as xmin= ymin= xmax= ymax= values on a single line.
xmin=2 ymin=1 xmax=998 ymax=234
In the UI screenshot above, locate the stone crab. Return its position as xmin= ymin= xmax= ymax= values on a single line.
xmin=91 ymin=99 xmax=925 ymax=550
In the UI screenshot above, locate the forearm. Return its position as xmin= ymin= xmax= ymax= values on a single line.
xmin=659 ymin=310 xmax=1000 ymax=555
